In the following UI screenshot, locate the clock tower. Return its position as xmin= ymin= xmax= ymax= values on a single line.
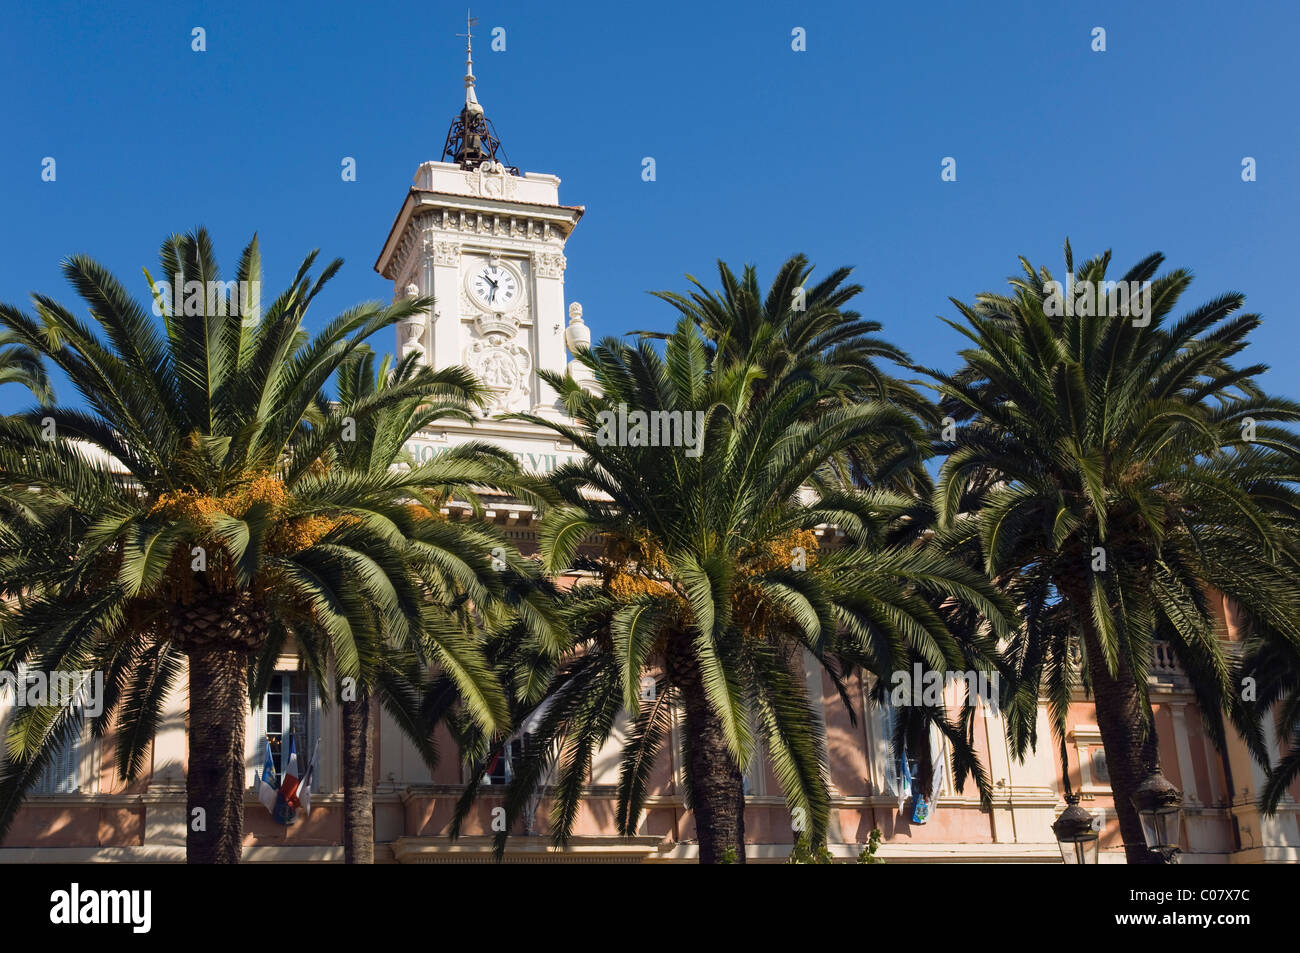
xmin=375 ymin=21 xmax=592 ymax=472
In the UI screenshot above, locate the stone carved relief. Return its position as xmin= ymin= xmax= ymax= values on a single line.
xmin=463 ymin=163 xmax=519 ymax=200
xmin=465 ymin=334 xmax=532 ymax=412
xmin=472 ymin=312 xmax=523 ymax=338
xmin=534 ymin=252 xmax=567 ymax=279
xmin=429 ymin=240 xmax=462 ymax=267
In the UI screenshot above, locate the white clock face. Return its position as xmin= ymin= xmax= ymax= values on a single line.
xmin=469 ymin=262 xmax=521 ymax=312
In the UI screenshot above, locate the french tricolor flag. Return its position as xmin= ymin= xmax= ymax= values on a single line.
xmin=272 ymin=735 xmax=300 ymax=825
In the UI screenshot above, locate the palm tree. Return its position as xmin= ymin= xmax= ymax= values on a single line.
xmin=643 ymin=255 xmax=1009 ymax=817
xmin=0 ymin=332 xmax=54 ymax=553
xmin=925 ymin=243 xmax=1300 ymax=862
xmin=0 ymin=330 xmax=52 ymax=403
xmin=1230 ymin=615 xmax=1300 ymax=813
xmin=300 ymin=346 xmax=560 ymax=863
xmin=451 ymin=317 xmax=1014 ymax=863
xmin=645 ymin=255 xmax=935 ymax=491
xmin=0 ymin=228 xmax=481 ymax=862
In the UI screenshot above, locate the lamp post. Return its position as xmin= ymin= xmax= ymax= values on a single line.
xmin=1052 ymin=794 xmax=1100 ymax=864
xmin=1132 ymin=771 xmax=1183 ymax=863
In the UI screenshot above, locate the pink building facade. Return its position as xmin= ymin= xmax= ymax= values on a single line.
xmin=3 ymin=563 xmax=1298 ymax=863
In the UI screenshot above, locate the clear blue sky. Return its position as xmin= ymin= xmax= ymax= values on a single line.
xmin=2 ymin=0 xmax=1296 ymax=413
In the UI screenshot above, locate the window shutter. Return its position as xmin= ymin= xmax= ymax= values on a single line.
xmin=878 ymin=702 xmax=903 ymax=796
xmin=35 ymin=725 xmax=79 ymax=794
xmin=32 ymin=717 xmax=81 ymax=795
xmin=928 ymin=723 xmax=949 ymax=798
xmin=61 ymin=728 xmax=78 ymax=793
xmin=36 ymin=756 xmax=52 ymax=795
xmin=308 ymin=677 xmax=324 ymax=793
xmin=251 ymin=701 xmax=266 ymax=790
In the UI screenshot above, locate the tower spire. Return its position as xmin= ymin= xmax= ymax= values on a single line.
xmin=442 ymin=10 xmax=518 ymax=174
xmin=460 ymin=10 xmax=482 ymax=117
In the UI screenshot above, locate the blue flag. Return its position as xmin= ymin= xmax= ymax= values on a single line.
xmin=897 ymin=753 xmax=912 ymax=812
xmin=257 ymin=737 xmax=279 ymax=815
xmin=912 ymin=793 xmax=930 ymax=825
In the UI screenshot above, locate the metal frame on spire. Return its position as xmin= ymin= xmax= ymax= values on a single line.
xmin=441 ymin=10 xmax=520 ymax=175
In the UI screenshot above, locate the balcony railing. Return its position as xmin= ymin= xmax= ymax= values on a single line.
xmin=1151 ymin=641 xmax=1180 ymax=675
xmin=1065 ymin=640 xmax=1185 ymax=682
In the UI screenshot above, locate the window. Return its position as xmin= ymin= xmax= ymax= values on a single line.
xmin=481 ymin=736 xmax=527 ymax=785
xmin=474 ymin=730 xmax=547 ymax=834
xmin=1072 ymin=726 xmax=1109 ymax=793
xmin=1090 ymin=747 xmax=1110 ymax=785
xmin=257 ymin=672 xmax=320 ymax=781
xmin=639 ymin=675 xmax=657 ymax=702
xmin=877 ymin=699 xmax=949 ymax=800
xmin=477 ymin=697 xmax=555 ymax=786
xmin=3 ymin=666 xmax=91 ymax=796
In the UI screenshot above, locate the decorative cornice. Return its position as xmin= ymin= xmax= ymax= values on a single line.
xmin=387 ymin=227 xmax=424 ymax=285
xmin=423 ymin=206 xmax=565 ymax=242
xmin=375 ymin=190 xmax=583 ymax=278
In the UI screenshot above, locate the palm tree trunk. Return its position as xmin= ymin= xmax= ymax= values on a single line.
xmin=185 ymin=639 xmax=251 ymax=864
xmin=1065 ymin=581 xmax=1164 ymax=865
xmin=342 ymin=692 xmax=374 ymax=864
xmin=175 ymin=589 xmax=267 ymax=864
xmin=666 ymin=631 xmax=746 ymax=864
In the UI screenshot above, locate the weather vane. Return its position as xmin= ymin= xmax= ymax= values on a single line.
xmin=457 ymin=10 xmax=477 ymax=59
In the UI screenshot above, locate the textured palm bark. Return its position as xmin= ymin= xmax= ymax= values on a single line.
xmin=666 ymin=631 xmax=747 ymax=864
xmin=1062 ymin=579 xmax=1164 ymax=865
xmin=185 ymin=640 xmax=251 ymax=864
xmin=175 ymin=590 xmax=266 ymax=865
xmin=1083 ymin=639 xmax=1165 ymax=864
xmin=342 ymin=693 xmax=374 ymax=864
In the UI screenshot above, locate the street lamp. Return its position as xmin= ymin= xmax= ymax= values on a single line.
xmin=1132 ymin=772 xmax=1183 ymax=862
xmin=1052 ymin=794 xmax=1100 ymax=864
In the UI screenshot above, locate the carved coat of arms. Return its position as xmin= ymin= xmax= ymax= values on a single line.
xmin=465 ymin=333 xmax=531 ymax=411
